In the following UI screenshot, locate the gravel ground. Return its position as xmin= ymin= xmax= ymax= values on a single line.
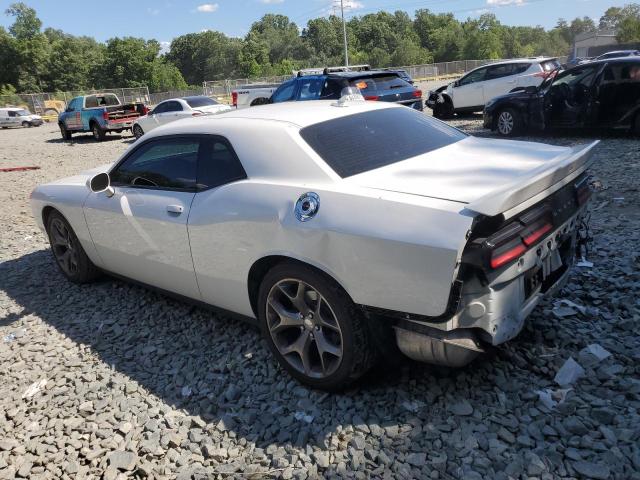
xmin=1 ymin=119 xmax=639 ymax=480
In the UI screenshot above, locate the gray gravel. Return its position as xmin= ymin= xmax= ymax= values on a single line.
xmin=1 ymin=120 xmax=639 ymax=479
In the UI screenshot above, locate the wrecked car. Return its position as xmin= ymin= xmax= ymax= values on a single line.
xmin=484 ymin=58 xmax=640 ymax=136
xmin=31 ymin=95 xmax=596 ymax=390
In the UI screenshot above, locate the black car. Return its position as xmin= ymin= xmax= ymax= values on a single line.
xmin=269 ymin=70 xmax=423 ymax=111
xmin=484 ymin=58 xmax=640 ymax=136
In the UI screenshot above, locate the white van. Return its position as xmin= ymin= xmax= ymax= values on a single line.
xmin=0 ymin=107 xmax=44 ymax=128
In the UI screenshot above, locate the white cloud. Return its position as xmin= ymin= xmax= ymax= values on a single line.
xmin=344 ymin=0 xmax=364 ymax=9
xmin=259 ymin=0 xmax=284 ymax=3
xmin=486 ymin=0 xmax=525 ymax=5
xmin=147 ymin=7 xmax=160 ymax=15
xmin=159 ymin=41 xmax=171 ymax=55
xmin=196 ymin=3 xmax=219 ymax=12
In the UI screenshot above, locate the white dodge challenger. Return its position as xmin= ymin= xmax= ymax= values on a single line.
xmin=30 ymin=97 xmax=596 ymax=390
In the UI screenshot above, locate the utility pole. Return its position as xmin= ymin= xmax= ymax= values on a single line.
xmin=340 ymin=0 xmax=349 ymax=67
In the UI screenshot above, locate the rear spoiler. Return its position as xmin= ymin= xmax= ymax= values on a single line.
xmin=466 ymin=141 xmax=599 ymax=217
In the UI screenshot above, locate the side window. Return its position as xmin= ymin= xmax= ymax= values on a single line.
xmin=512 ymin=63 xmax=531 ymax=75
xmin=298 ymin=78 xmax=324 ymax=100
xmin=164 ymin=101 xmax=183 ymax=112
xmin=110 ymin=138 xmax=198 ymax=190
xmin=68 ymin=98 xmax=81 ymax=111
xmin=8 ymin=111 xmax=16 ymax=117
xmin=152 ymin=102 xmax=168 ymax=114
xmin=486 ymin=64 xmax=514 ymax=80
xmin=196 ymin=137 xmax=247 ymax=190
xmin=271 ymin=80 xmax=297 ymax=103
xmin=320 ymin=78 xmax=346 ymax=99
xmin=458 ymin=67 xmax=487 ymax=86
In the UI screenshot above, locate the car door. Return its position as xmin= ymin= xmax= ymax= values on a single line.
xmin=156 ymin=101 xmax=184 ymax=126
xmin=270 ymin=79 xmax=298 ymax=103
xmin=186 ymin=136 xmax=250 ymax=312
xmin=544 ymin=64 xmax=601 ymax=128
xmin=297 ymin=77 xmax=325 ymax=101
xmin=450 ymin=67 xmax=488 ymax=109
xmin=83 ymin=136 xmax=201 ymax=299
xmin=64 ymin=98 xmax=83 ymax=130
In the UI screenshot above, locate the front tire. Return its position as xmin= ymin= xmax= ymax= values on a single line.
xmin=433 ymin=100 xmax=454 ymax=119
xmin=22 ymin=121 xmax=31 ymax=128
xmin=496 ymin=108 xmax=521 ymax=137
xmin=132 ymin=124 xmax=144 ymax=139
xmin=59 ymin=123 xmax=72 ymax=140
xmin=91 ymin=122 xmax=106 ymax=141
xmin=46 ymin=211 xmax=100 ymax=284
xmin=257 ymin=263 xmax=377 ymax=391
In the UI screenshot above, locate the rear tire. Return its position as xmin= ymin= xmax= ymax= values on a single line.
xmin=496 ymin=108 xmax=521 ymax=137
xmin=257 ymin=262 xmax=377 ymax=391
xmin=59 ymin=123 xmax=72 ymax=140
xmin=22 ymin=121 xmax=30 ymax=128
xmin=46 ymin=211 xmax=101 ymax=284
xmin=132 ymin=124 xmax=144 ymax=139
xmin=91 ymin=122 xmax=106 ymax=141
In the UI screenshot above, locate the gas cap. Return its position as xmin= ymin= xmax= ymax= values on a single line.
xmin=295 ymin=192 xmax=320 ymax=222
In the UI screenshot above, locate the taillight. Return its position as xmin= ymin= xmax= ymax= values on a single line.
xmin=484 ymin=205 xmax=553 ymax=269
xmin=412 ymin=89 xmax=423 ymax=98
xmin=141 ymin=105 xmax=149 ymax=115
xmin=533 ymin=71 xmax=548 ymax=78
xmin=102 ymin=110 xmax=109 ymax=121
xmin=364 ymin=95 xmax=379 ymax=101
xmin=232 ymin=91 xmax=238 ymax=108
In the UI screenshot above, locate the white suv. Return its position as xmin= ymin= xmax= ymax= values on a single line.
xmin=426 ymin=58 xmax=561 ymax=118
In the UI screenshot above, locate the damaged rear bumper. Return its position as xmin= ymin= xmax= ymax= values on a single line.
xmin=383 ymin=210 xmax=584 ymax=367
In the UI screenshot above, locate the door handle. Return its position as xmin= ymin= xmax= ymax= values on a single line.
xmin=166 ymin=205 xmax=184 ymax=214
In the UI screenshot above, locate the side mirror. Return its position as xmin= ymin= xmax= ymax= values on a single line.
xmin=453 ymin=80 xmax=459 ymax=87
xmin=90 ymin=172 xmax=114 ymax=196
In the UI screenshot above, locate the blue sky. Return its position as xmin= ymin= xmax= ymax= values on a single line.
xmin=0 ymin=0 xmax=621 ymax=46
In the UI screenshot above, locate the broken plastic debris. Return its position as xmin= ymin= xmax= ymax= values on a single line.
xmin=22 ymin=379 xmax=47 ymax=399
xmin=535 ymin=387 xmax=573 ymax=409
xmin=552 ymin=299 xmax=587 ymax=319
xmin=581 ymin=344 xmax=612 ymax=361
xmin=554 ymin=357 xmax=585 ymax=387
xmin=576 ymin=257 xmax=593 ymax=268
xmin=180 ymin=385 xmax=192 ymax=398
xmin=3 ymin=333 xmax=16 ymax=343
xmin=401 ymin=400 xmax=426 ymax=413
xmin=294 ymin=412 xmax=314 ymax=424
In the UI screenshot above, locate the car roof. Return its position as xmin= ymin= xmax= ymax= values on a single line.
xmin=469 ymin=57 xmax=556 ymax=70
xmin=598 ymin=50 xmax=639 ymax=55
xmin=578 ymin=56 xmax=640 ymax=66
xmin=146 ymin=99 xmax=397 ymax=138
xmin=1 ymin=107 xmax=23 ymax=111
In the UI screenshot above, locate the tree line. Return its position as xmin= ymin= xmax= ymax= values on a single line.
xmin=1 ymin=2 xmax=640 ymax=95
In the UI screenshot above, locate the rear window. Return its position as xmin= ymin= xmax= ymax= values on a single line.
xmin=85 ymin=94 xmax=120 ymax=108
xmin=300 ymin=108 xmax=466 ymax=178
xmin=350 ymin=74 xmax=410 ymax=94
xmin=185 ymin=96 xmax=218 ymax=108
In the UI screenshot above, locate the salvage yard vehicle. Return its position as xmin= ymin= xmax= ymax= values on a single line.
xmin=269 ymin=67 xmax=423 ymax=110
xmin=231 ymin=83 xmax=280 ymax=109
xmin=132 ymin=96 xmax=231 ymax=139
xmin=31 ymin=95 xmax=596 ymax=390
xmin=58 ymin=93 xmax=148 ymax=141
xmin=0 ymin=107 xmax=43 ymax=128
xmin=484 ymin=58 xmax=640 ymax=136
xmin=426 ymin=58 xmax=561 ymax=118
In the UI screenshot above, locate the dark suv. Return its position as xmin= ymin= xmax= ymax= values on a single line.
xmin=484 ymin=58 xmax=640 ymax=136
xmin=269 ymin=69 xmax=423 ymax=111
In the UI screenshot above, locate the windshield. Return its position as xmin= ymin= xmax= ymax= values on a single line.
xmin=184 ymin=96 xmax=218 ymax=107
xmin=16 ymin=109 xmax=30 ymax=116
xmin=300 ymin=108 xmax=466 ymax=178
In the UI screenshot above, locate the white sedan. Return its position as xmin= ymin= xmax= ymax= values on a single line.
xmin=132 ymin=96 xmax=231 ymax=139
xmin=30 ymin=97 xmax=596 ymax=390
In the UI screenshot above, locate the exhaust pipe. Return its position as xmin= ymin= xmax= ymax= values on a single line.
xmin=394 ymin=325 xmax=484 ymax=368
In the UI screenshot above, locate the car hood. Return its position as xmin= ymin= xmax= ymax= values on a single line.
xmin=347 ymin=136 xmax=593 ymax=208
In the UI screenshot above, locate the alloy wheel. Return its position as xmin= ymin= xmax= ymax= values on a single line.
xmin=133 ymin=125 xmax=143 ymax=139
xmin=497 ymin=111 xmax=514 ymax=135
xmin=49 ymin=217 xmax=79 ymax=276
xmin=266 ymin=279 xmax=343 ymax=379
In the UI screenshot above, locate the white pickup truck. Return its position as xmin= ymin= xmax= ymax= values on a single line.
xmin=231 ymin=84 xmax=280 ymax=109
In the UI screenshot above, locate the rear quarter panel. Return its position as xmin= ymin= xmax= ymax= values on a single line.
xmin=188 ymin=181 xmax=473 ymax=319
